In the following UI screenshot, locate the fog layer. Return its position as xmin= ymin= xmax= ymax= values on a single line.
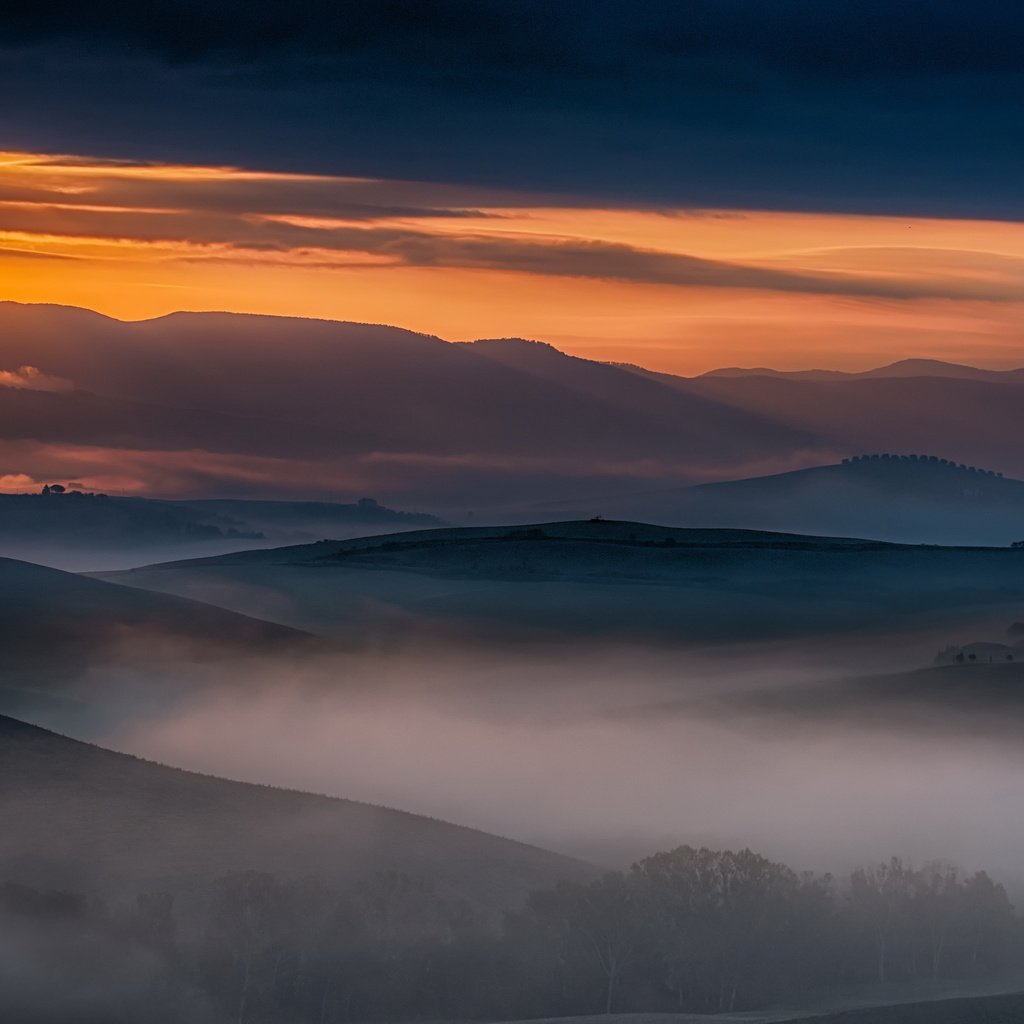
xmin=69 ymin=643 xmax=1024 ymax=886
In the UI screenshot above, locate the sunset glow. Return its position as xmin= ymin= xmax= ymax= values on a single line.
xmin=4 ymin=151 xmax=1024 ymax=374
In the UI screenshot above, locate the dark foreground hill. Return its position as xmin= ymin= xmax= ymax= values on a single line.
xmin=101 ymin=520 xmax=1024 ymax=649
xmin=569 ymin=455 xmax=1024 ymax=546
xmin=0 ymin=714 xmax=589 ymax=912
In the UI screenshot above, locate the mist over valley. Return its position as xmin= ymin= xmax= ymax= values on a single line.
xmin=7 ymin=4 xmax=1024 ymax=1019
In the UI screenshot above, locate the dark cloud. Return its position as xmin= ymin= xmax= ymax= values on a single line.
xmin=646 ymin=0 xmax=1024 ymax=79
xmin=1 ymin=1 xmax=1023 ymax=217
xmin=7 ymin=197 xmax=1021 ymax=300
xmin=5 ymin=1 xmax=1022 ymax=79
xmin=2 ymin=1 xmax=570 ymax=68
xmin=0 ymin=173 xmax=498 ymax=221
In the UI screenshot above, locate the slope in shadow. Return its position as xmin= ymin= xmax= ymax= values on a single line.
xmin=0 ymin=714 xmax=591 ymax=914
xmin=99 ymin=520 xmax=1024 ymax=651
xmin=0 ymin=555 xmax=310 ymax=669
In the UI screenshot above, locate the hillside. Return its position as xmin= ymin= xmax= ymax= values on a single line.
xmin=0 ymin=556 xmax=309 ymax=676
xmin=560 ymin=456 xmax=1024 ymax=545
xmin=0 ymin=714 xmax=590 ymax=912
xmin=101 ymin=521 xmax=1024 ymax=649
xmin=0 ymin=488 xmax=441 ymax=570
xmin=137 ymin=519 xmax=884 ymax=569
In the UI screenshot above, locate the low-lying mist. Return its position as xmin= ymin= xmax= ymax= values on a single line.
xmin=57 ymin=638 xmax=1024 ymax=888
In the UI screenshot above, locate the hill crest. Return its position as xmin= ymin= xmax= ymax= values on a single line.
xmin=121 ymin=519 xmax=893 ymax=572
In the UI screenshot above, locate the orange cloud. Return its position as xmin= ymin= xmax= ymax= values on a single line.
xmin=0 ymin=364 xmax=73 ymax=391
xmin=0 ymin=472 xmax=44 ymax=494
xmin=3 ymin=151 xmax=1024 ymax=373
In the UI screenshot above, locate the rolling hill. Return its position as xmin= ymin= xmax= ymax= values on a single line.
xmin=0 ymin=556 xmax=310 ymax=676
xmin=549 ymin=455 xmax=1024 ymax=545
xmin=100 ymin=521 xmax=1024 ymax=651
xmin=0 ymin=713 xmax=590 ymax=912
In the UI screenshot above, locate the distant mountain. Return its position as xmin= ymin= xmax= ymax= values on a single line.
xmin=0 ymin=303 xmax=813 ymax=465
xmin=561 ymin=455 xmax=1024 ymax=546
xmin=6 ymin=303 xmax=1024 ymax=510
xmin=177 ymin=497 xmax=440 ymax=540
xmin=0 ymin=490 xmax=442 ymax=570
xmin=0 ymin=303 xmax=826 ymax=510
xmin=698 ymin=365 xmax=854 ymax=380
xmin=0 ymin=714 xmax=588 ymax=911
xmin=698 ymin=358 xmax=1024 ymax=382
xmin=0 ymin=490 xmax=261 ymax=546
xmin=664 ymin=373 xmax=1024 ymax=488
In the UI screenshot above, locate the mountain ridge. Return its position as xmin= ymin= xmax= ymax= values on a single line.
xmin=699 ymin=356 xmax=1024 ymax=381
xmin=5 ymin=302 xmax=1021 ymax=381
xmin=7 ymin=302 xmax=1024 ymax=505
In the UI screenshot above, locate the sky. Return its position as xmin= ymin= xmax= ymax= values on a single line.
xmin=2 ymin=1 xmax=1024 ymax=374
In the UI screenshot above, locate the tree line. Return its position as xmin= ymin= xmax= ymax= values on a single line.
xmin=1 ymin=846 xmax=1018 ymax=1024
xmin=843 ymin=454 xmax=1004 ymax=477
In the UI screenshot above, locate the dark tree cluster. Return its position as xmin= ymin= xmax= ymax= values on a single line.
xmin=504 ymin=850 xmax=1016 ymax=1018
xmin=843 ymin=454 xmax=1004 ymax=477
xmin=0 ymin=849 xmax=1018 ymax=1024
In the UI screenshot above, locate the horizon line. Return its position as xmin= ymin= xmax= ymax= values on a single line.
xmin=4 ymin=298 xmax=1024 ymax=380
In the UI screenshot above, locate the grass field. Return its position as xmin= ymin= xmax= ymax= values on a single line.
xmin=784 ymin=991 xmax=1024 ymax=1022
xmin=488 ymin=981 xmax=1024 ymax=1024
